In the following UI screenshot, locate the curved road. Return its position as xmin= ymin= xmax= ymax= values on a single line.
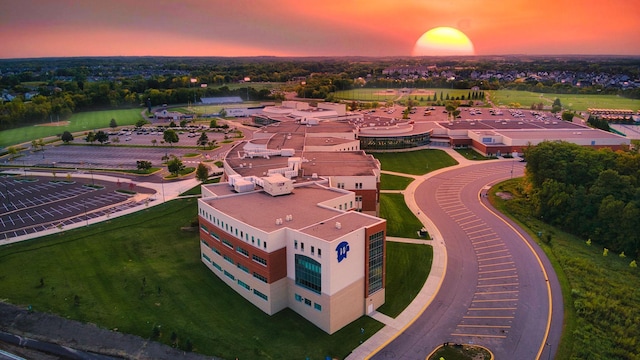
xmin=373 ymin=161 xmax=563 ymax=359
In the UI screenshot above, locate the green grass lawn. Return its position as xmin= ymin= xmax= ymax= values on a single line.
xmin=373 ymin=149 xmax=458 ymax=175
xmin=0 ymin=199 xmax=384 ymax=359
xmin=490 ymin=178 xmax=640 ymax=360
xmin=380 ymin=173 xmax=414 ymax=190
xmin=489 ymin=90 xmax=640 ymax=112
xmin=380 ymin=193 xmax=426 ymax=239
xmin=333 ymin=88 xmax=479 ymax=105
xmin=0 ymin=108 xmax=144 ymax=148
xmin=377 ymin=241 xmax=432 ymax=317
xmin=454 ymin=148 xmax=493 ymax=160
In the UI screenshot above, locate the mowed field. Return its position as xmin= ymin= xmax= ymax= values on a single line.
xmin=0 ymin=108 xmax=143 ymax=148
xmin=333 ymin=88 xmax=475 ymax=103
xmin=489 ymin=90 xmax=640 ymax=112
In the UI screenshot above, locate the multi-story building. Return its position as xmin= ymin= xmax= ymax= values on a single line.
xmin=198 ymin=175 xmax=386 ymax=334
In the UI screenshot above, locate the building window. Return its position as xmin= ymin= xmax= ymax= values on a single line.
xmin=368 ymin=230 xmax=385 ymax=295
xmin=236 ymin=246 xmax=249 ymax=257
xmin=314 ymin=303 xmax=322 ymax=311
xmin=253 ymin=289 xmax=268 ymax=301
xmin=237 ymin=263 xmax=249 ymax=273
xmin=200 ymin=224 xmax=209 ymax=234
xmin=295 ymin=254 xmax=321 ymax=294
xmin=212 ymin=261 xmax=221 ymax=271
xmin=294 ymin=294 xmax=303 ymax=302
xmin=318 ymin=248 xmax=322 ymax=258
xmin=211 ymin=231 xmax=220 ymax=240
xmin=212 ymin=247 xmax=221 ymax=255
xmin=264 ymin=241 xmax=267 ymax=249
xmin=201 ymin=239 xmax=210 ymax=248
xmin=304 ymin=298 xmax=311 ymax=306
xmin=311 ymin=246 xmax=314 ymax=255
xmin=202 ymin=254 xmax=211 ymax=263
xmin=253 ymin=272 xmax=267 ymax=283
xmin=223 ymin=270 xmax=235 ymax=280
xmin=294 ymin=240 xmax=298 ymax=250
xmin=301 ymin=243 xmax=304 ymax=252
xmin=251 ymin=236 xmax=255 ymax=244
xmin=252 ymin=254 xmax=267 ymax=266
xmin=237 ymin=280 xmax=251 ymax=291
xmin=223 ymin=254 xmax=234 ymax=265
xmin=222 ymin=239 xmax=233 ymax=249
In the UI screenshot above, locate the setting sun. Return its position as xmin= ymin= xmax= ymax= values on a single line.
xmin=412 ymin=27 xmax=475 ymax=56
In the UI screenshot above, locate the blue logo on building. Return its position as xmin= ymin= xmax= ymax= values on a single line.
xmin=336 ymin=241 xmax=350 ymax=263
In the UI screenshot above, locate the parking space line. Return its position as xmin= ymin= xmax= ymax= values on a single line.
xmin=477 ymin=282 xmax=519 ymax=288
xmin=476 ymin=249 xmax=509 ymax=256
xmin=474 ymin=243 xmax=505 ymax=251
xmin=462 ymin=315 xmax=515 ymax=319
xmin=478 ymin=275 xmax=518 ymax=281
xmin=478 ymin=255 xmax=511 ymax=262
xmin=458 ymin=324 xmax=511 ymax=328
xmin=476 ymin=290 xmax=518 ymax=295
xmin=478 ymin=268 xmax=516 ymax=275
xmin=33 ymin=210 xmax=45 ymax=219
xmin=451 ymin=333 xmax=507 ymax=339
xmin=467 ymin=307 xmax=517 ymax=311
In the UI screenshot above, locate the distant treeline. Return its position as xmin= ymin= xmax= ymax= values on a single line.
xmin=2 ymin=56 xmax=640 ymax=129
xmin=524 ymin=141 xmax=640 ymax=258
xmin=0 ymin=84 xmax=278 ymax=130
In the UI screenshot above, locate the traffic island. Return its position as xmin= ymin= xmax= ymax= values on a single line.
xmin=427 ymin=342 xmax=493 ymax=360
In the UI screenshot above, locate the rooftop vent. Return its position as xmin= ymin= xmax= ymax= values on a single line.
xmin=335 ymin=222 xmax=342 ymax=229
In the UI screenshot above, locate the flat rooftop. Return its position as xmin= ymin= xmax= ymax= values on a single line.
xmin=226 ymin=144 xmax=379 ymax=178
xmin=200 ymin=182 xmax=382 ymax=237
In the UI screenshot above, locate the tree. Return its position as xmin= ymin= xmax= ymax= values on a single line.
xmin=137 ymin=160 xmax=152 ymax=171
xmin=85 ymin=132 xmax=96 ymax=144
xmin=561 ymin=111 xmax=575 ymax=121
xmin=551 ymin=98 xmax=562 ymax=114
xmin=197 ymin=132 xmax=209 ymax=149
xmin=61 ymin=131 xmax=74 ymax=143
xmin=180 ymin=119 xmax=188 ymax=127
xmin=7 ymin=146 xmax=18 ymax=160
xmin=209 ymin=119 xmax=218 ymax=128
xmin=445 ymin=100 xmax=460 ymax=120
xmin=95 ymin=130 xmax=109 ymax=144
xmin=109 ymin=118 xmax=118 ymax=129
xmin=151 ymin=139 xmax=157 ymax=146
xmin=167 ymin=156 xmax=184 ymax=176
xmin=219 ymin=109 xmax=227 ymax=118
xmin=196 ymin=163 xmax=209 ymax=182
xmin=135 ymin=119 xmax=147 ymax=127
xmin=163 ymin=129 xmax=179 ymax=147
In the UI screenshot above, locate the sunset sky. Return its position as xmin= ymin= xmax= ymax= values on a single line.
xmin=1 ymin=0 xmax=639 ymax=59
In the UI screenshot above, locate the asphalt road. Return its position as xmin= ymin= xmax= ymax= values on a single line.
xmin=373 ymin=161 xmax=563 ymax=360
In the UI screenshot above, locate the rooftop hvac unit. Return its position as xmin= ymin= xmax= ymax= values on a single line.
xmin=286 ymin=214 xmax=293 ymax=221
xmin=335 ymin=222 xmax=342 ymax=229
xmin=276 ymin=218 xmax=283 ymax=225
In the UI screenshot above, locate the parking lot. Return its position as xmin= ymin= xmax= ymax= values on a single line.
xmin=0 ymin=173 xmax=155 ymax=240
